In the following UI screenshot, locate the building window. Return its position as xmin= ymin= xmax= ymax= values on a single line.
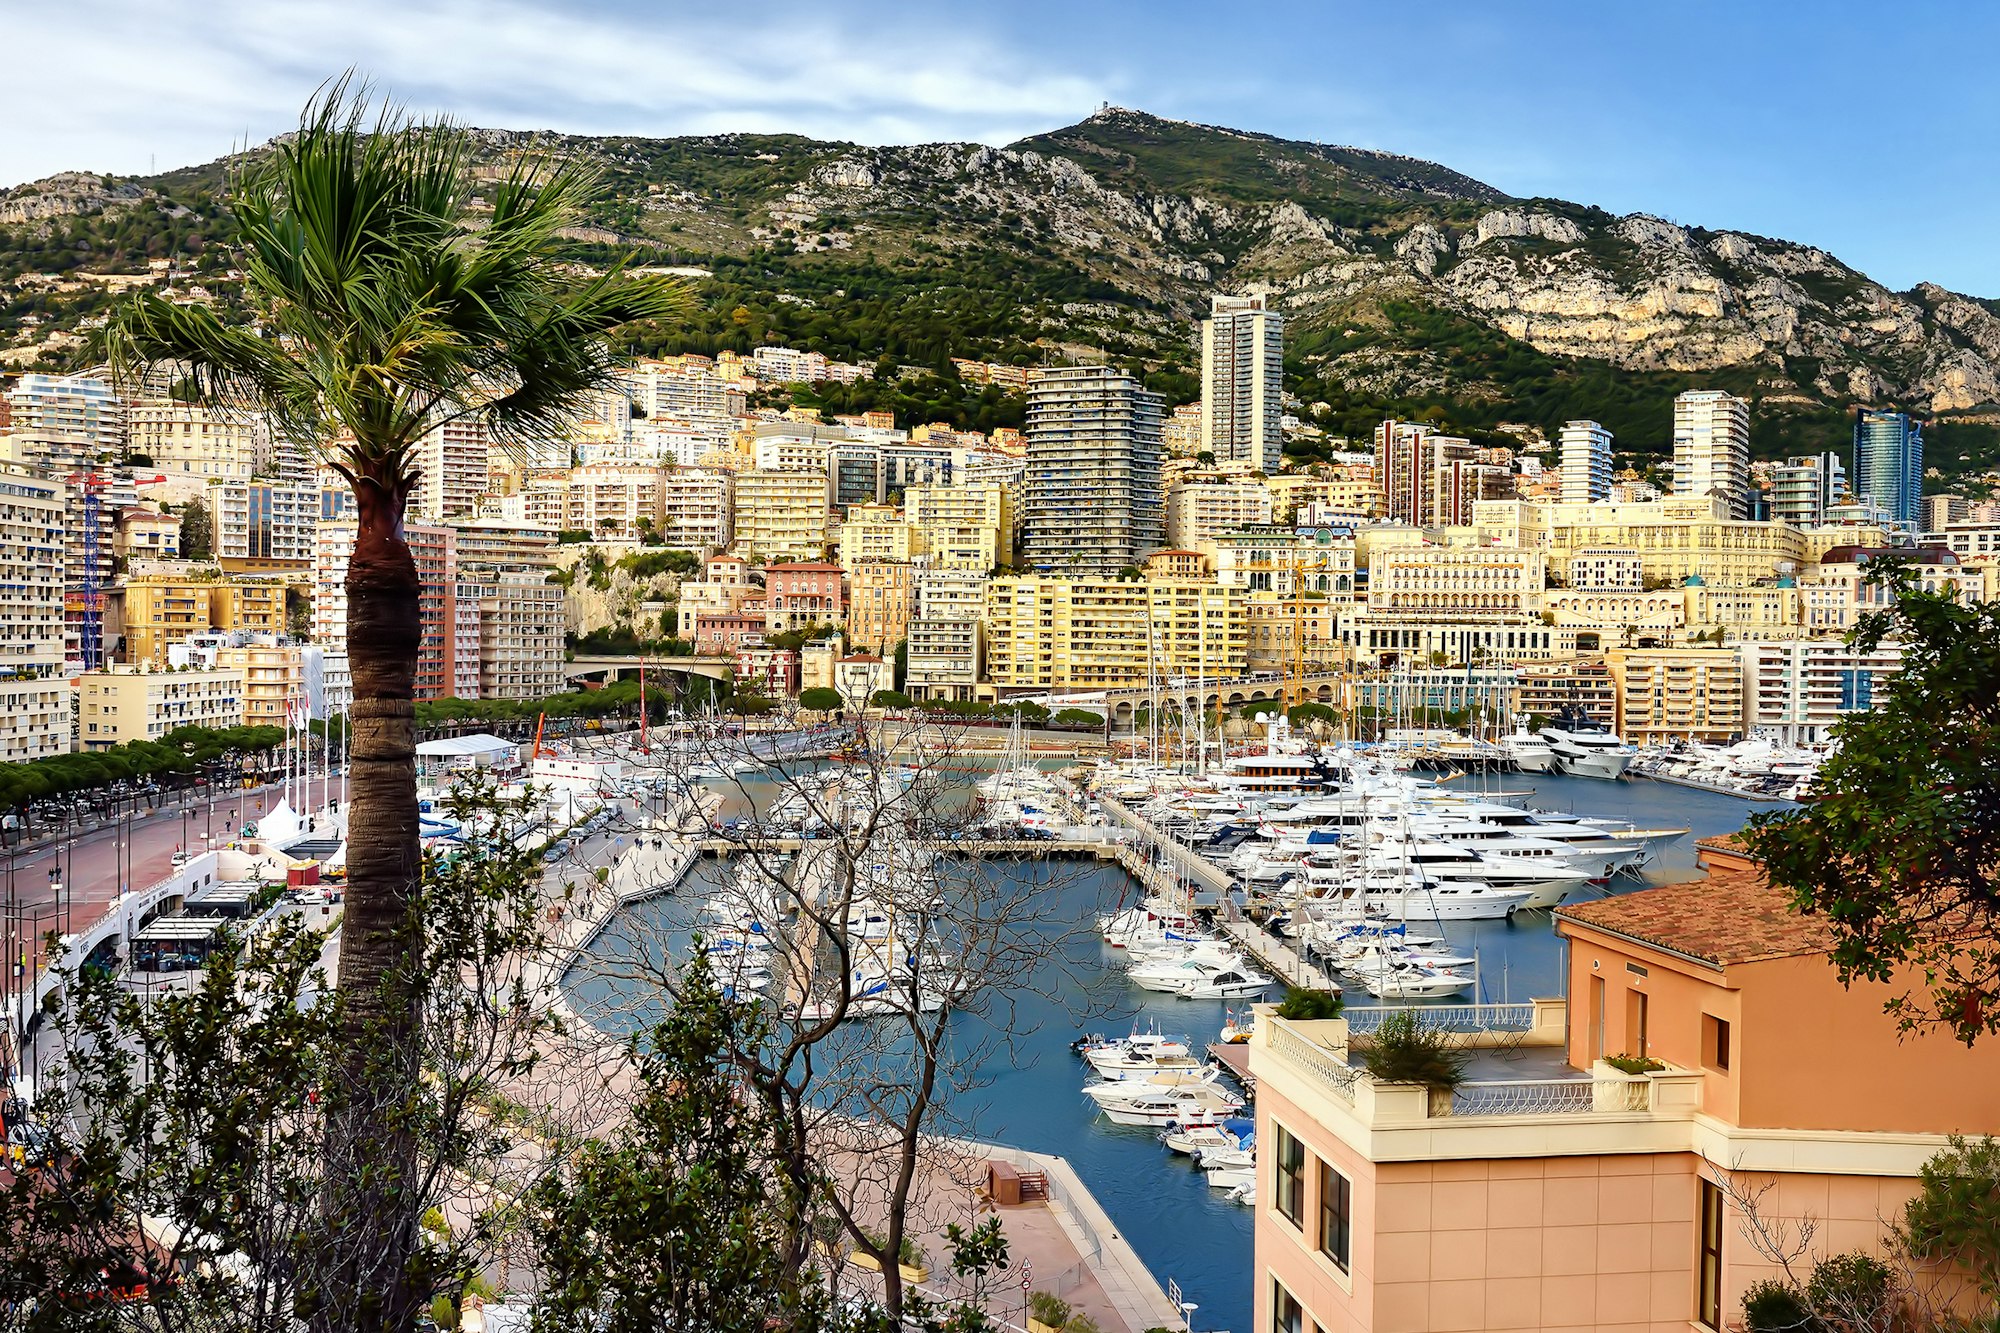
xmin=1274 ymin=1126 xmax=1306 ymax=1229
xmin=1703 ymin=1015 xmax=1731 ymax=1072
xmin=1318 ymin=1161 xmax=1351 ymax=1271
xmin=1698 ymin=1178 xmax=1724 ymax=1328
xmin=1271 ymin=1278 xmax=1303 ymax=1333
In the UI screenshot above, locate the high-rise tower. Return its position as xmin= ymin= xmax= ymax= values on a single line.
xmin=1200 ymin=294 xmax=1284 ymax=473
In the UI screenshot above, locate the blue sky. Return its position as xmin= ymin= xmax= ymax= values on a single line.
xmin=6 ymin=0 xmax=1994 ymax=294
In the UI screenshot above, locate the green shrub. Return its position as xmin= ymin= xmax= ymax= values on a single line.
xmin=1027 ymin=1292 xmax=1071 ymax=1329
xmin=1274 ymin=987 xmax=1343 ymax=1021
xmin=1064 ymin=1316 xmax=1103 ymax=1333
xmin=1902 ymin=1134 xmax=2000 ymax=1297
xmin=1360 ymin=1010 xmax=1468 ymax=1091
xmin=1804 ymin=1252 xmax=1896 ymax=1331
xmin=1740 ymin=1279 xmax=1811 ymax=1332
xmin=1603 ymin=1053 xmax=1666 ymax=1075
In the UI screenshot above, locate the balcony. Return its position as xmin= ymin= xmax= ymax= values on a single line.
xmin=1253 ymin=1005 xmax=1703 ymax=1158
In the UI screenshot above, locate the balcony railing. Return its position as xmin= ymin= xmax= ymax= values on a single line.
xmin=1343 ymin=1003 xmax=1534 ymax=1036
xmin=1268 ymin=1017 xmax=1361 ymax=1103
xmin=1453 ymin=1078 xmax=1643 ymax=1116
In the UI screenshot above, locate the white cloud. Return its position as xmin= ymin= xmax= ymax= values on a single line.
xmin=0 ymin=0 xmax=1115 ymax=185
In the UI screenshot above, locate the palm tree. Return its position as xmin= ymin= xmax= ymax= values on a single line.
xmin=108 ymin=80 xmax=687 ymax=1330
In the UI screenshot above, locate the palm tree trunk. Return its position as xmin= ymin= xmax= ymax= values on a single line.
xmin=315 ymin=465 xmax=427 ymax=1332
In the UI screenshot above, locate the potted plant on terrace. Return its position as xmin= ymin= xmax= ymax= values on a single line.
xmin=849 ymin=1230 xmax=885 ymax=1273
xmin=1028 ymin=1290 xmax=1071 ymax=1333
xmin=897 ymin=1235 xmax=929 ymax=1285
xmin=1360 ymin=1009 xmax=1469 ymax=1115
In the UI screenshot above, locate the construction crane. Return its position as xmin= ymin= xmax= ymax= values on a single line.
xmin=64 ymin=470 xmax=108 ymax=670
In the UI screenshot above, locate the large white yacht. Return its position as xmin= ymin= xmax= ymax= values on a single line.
xmin=1540 ymin=722 xmax=1638 ymax=779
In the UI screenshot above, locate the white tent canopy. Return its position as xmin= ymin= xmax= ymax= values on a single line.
xmin=415 ymin=733 xmax=519 ymax=759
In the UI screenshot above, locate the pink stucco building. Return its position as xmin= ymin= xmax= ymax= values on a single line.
xmin=1249 ymin=843 xmax=1995 ymax=1333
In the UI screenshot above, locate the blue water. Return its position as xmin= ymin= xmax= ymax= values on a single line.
xmin=571 ymin=767 xmax=1768 ymax=1333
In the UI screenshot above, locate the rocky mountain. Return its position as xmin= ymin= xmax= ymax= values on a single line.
xmin=5 ymin=107 xmax=1998 ymax=481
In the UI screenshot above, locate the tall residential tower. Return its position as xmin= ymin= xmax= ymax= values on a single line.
xmin=1021 ymin=366 xmax=1164 ymax=576
xmin=1200 ymin=294 xmax=1284 ymax=472
xmin=1672 ymin=389 xmax=1752 ymax=518
xmin=1558 ymin=420 xmax=1613 ymax=504
xmin=1852 ymin=408 xmax=1922 ymax=528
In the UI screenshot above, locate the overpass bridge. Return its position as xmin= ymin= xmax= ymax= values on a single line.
xmin=1037 ymin=672 xmax=1355 ymax=726
xmin=565 ymin=654 xmax=735 ymax=684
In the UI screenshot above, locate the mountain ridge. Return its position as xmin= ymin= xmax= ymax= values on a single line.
xmin=3 ymin=107 xmax=1997 ymax=484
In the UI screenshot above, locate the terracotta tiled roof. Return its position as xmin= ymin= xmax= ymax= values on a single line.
xmin=1555 ymin=870 xmax=1833 ymax=967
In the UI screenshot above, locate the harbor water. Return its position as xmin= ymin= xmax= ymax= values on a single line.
xmin=567 ymin=765 xmax=1771 ymax=1333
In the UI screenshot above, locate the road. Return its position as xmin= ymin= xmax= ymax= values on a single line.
xmin=3 ymin=772 xmax=345 ymax=938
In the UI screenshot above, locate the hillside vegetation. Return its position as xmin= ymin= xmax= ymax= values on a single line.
xmin=5 ymin=107 xmax=1998 ymax=483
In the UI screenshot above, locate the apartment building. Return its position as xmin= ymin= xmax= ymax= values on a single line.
xmin=838 ymin=504 xmax=925 ymax=563
xmin=412 ymin=419 xmax=490 ymax=522
xmin=214 ymin=480 xmax=317 ymax=573
xmin=1249 ymin=852 xmax=1997 ymax=1333
xmin=1515 ymin=659 xmax=1618 ymax=728
xmin=1607 ymin=648 xmax=1746 ymax=743
xmin=1672 ymin=388 xmax=1753 ymax=517
xmin=1201 ymin=294 xmax=1284 ymax=472
xmin=1740 ymin=638 xmax=1903 ymax=743
xmin=1376 ymin=420 xmax=1484 ymax=527
xmin=846 ymin=560 xmax=914 ymax=655
xmin=114 ymin=507 xmax=181 ymax=563
xmin=904 ymin=570 xmax=986 ymax=702
xmin=1799 ymin=545 xmax=1982 ymax=633
xmin=1558 ymin=420 xmax=1612 ymax=505
xmin=120 ymin=576 xmax=214 ymax=667
xmin=1213 ymin=525 xmax=1359 ymax=598
xmin=905 ymin=481 xmax=1015 ymax=569
xmin=315 ymin=521 xmax=461 ymax=700
xmin=1477 ymin=496 xmax=1806 ymax=586
xmin=125 ymin=400 xmax=265 ymax=479
xmin=1366 ymin=546 xmax=1545 ymax=618
xmin=1020 ymin=366 xmax=1165 ymax=576
xmin=761 ymin=562 xmax=844 ymax=634
xmin=1242 ymin=591 xmax=1343 ymax=674
xmin=1565 ymin=547 xmax=1644 ymax=590
xmin=211 ymin=580 xmax=286 ymax=640
xmin=983 ymin=576 xmax=1245 ymax=692
xmin=476 ymin=572 xmax=566 ymax=699
xmin=1921 ymin=521 xmax=2000 ymax=565
xmin=1166 ymin=481 xmax=1276 ymax=549
xmin=1768 ymin=453 xmax=1846 ymax=529
xmin=78 ymin=667 xmax=244 ymax=748
xmin=733 ymin=469 xmax=831 ymax=561
xmin=0 ymin=467 xmax=70 ymax=759
xmin=1851 ymin=409 xmax=1922 ymax=528
xmin=216 ymin=643 xmax=303 ymax=729
xmin=566 ymin=463 xmax=666 ymax=538
xmin=659 ymin=467 xmax=733 ymax=553
xmin=3 ymin=373 xmax=124 ymax=470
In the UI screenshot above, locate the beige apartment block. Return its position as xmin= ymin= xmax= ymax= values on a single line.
xmin=904 ymin=482 xmax=1015 ymax=568
xmin=211 ymin=581 xmax=287 ymax=640
xmin=0 ymin=680 xmax=73 ymax=761
xmin=1166 ymin=480 xmax=1275 ymax=549
xmin=477 ymin=573 xmax=566 ymax=699
xmin=1475 ymin=496 xmax=1806 ymax=586
xmin=215 ymin=643 xmax=304 ymax=729
xmin=120 ymin=576 xmax=215 ymax=668
xmin=1607 ymin=647 xmax=1745 ymax=743
xmin=983 ymin=575 xmax=1244 ymax=691
xmin=1739 ymin=638 xmax=1904 ymax=744
xmin=0 ymin=466 xmax=66 ymax=680
xmin=845 ymin=560 xmax=914 ymax=655
xmin=114 ymin=508 xmax=182 ymax=563
xmin=566 ymin=463 xmax=667 ymax=538
xmin=78 ymin=667 xmax=244 ymax=749
xmin=125 ymin=400 xmax=263 ymax=479
xmin=734 ymin=469 xmax=831 ymax=561
xmin=659 ymin=466 xmax=734 ymax=553
xmin=1212 ymin=525 xmax=1358 ymax=598
xmin=1366 ymin=545 xmax=1546 ymax=618
xmin=837 ymin=505 xmax=925 ymax=563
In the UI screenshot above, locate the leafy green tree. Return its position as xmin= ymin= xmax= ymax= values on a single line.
xmin=532 ymin=958 xmax=821 ymax=1333
xmin=798 ymin=687 xmax=844 ymax=713
xmin=177 ymin=497 xmax=213 ymax=561
xmin=1900 ymin=1134 xmax=2000 ymax=1303
xmin=105 ymin=81 xmax=687 ymax=1331
xmin=871 ymin=690 xmax=913 ymax=710
xmin=1742 ymin=568 xmax=2000 ymax=1044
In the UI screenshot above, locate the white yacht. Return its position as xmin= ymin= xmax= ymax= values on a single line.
xmin=1500 ymin=726 xmax=1556 ymax=773
xmin=1541 ymin=723 xmax=1638 ymax=780
xmin=1175 ymin=966 xmax=1274 ymax=1000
